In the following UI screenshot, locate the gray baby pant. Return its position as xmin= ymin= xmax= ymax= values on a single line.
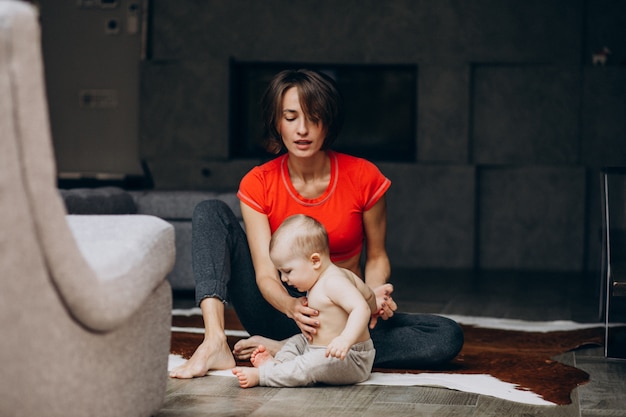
xmin=259 ymin=334 xmax=376 ymax=387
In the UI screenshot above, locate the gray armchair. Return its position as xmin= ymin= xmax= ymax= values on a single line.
xmin=0 ymin=2 xmax=175 ymax=416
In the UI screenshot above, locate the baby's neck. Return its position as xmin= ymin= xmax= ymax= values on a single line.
xmin=305 ymin=258 xmax=333 ymax=292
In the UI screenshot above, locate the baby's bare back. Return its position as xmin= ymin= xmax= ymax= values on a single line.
xmin=306 ymin=265 xmax=371 ymax=346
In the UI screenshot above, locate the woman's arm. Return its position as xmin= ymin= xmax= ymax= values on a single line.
xmin=240 ymin=203 xmax=320 ymax=338
xmin=363 ymin=196 xmax=391 ymax=288
xmin=362 ymin=196 xmax=397 ymax=326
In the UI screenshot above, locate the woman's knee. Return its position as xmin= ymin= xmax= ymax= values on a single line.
xmin=193 ymin=199 xmax=235 ymax=226
xmin=437 ymin=316 xmax=464 ymax=363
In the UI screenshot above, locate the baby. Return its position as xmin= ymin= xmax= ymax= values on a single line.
xmin=232 ymin=214 xmax=377 ymax=388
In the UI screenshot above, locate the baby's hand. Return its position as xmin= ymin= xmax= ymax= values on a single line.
xmin=325 ymin=336 xmax=352 ymax=360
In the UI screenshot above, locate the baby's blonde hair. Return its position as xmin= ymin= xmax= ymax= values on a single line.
xmin=270 ymin=214 xmax=329 ymax=258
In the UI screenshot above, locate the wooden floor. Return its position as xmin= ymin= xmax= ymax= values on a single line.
xmin=156 ymin=269 xmax=626 ymax=417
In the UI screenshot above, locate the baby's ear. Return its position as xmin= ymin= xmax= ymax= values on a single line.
xmin=310 ymin=253 xmax=322 ymax=268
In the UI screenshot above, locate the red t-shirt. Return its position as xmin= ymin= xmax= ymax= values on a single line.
xmin=237 ymin=151 xmax=391 ymax=262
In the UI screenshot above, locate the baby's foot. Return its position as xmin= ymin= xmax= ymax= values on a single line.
xmin=233 ymin=335 xmax=284 ymax=360
xmin=251 ymin=345 xmax=274 ymax=367
xmin=232 ymin=366 xmax=260 ymax=388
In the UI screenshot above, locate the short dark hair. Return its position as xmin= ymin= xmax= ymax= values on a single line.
xmin=261 ymin=69 xmax=344 ymax=154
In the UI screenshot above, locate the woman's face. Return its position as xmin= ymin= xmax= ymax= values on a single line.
xmin=278 ymin=87 xmax=326 ymax=158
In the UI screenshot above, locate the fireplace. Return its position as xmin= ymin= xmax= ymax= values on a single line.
xmin=230 ymin=62 xmax=417 ymax=162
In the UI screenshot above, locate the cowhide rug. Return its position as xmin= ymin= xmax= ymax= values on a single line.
xmin=169 ymin=308 xmax=606 ymax=406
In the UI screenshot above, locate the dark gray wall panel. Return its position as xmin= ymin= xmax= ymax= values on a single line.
xmin=418 ymin=65 xmax=470 ymax=163
xmin=140 ymin=60 xmax=229 ymax=160
xmin=584 ymin=0 xmax=626 ymax=66
xmin=472 ymin=65 xmax=581 ymax=165
xmin=581 ymin=68 xmax=626 ymax=167
xmin=380 ymin=164 xmax=476 ymax=269
xmin=479 ymin=166 xmax=586 ymax=270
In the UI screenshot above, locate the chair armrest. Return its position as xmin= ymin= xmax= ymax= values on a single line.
xmin=63 ymin=215 xmax=175 ymax=331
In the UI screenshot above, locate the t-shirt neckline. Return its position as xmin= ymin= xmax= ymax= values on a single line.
xmin=280 ymin=151 xmax=338 ymax=206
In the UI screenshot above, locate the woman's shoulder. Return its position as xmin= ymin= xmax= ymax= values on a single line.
xmin=331 ymin=151 xmax=390 ymax=207
xmin=332 ymin=151 xmax=384 ymax=177
xmin=239 ymin=156 xmax=285 ymax=200
xmin=255 ymin=154 xmax=285 ymax=171
xmin=332 ymin=150 xmax=362 ymax=164
xmin=242 ymin=155 xmax=284 ymax=179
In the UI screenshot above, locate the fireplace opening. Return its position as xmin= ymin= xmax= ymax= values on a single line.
xmin=230 ymin=62 xmax=417 ymax=162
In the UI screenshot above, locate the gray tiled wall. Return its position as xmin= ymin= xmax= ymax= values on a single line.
xmin=136 ymin=1 xmax=625 ymax=272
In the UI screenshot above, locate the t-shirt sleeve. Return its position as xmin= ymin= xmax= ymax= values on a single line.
xmin=237 ymin=167 xmax=266 ymax=213
xmin=360 ymin=159 xmax=391 ymax=211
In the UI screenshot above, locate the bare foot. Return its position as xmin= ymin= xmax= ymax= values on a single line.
xmin=169 ymin=337 xmax=236 ymax=379
xmin=233 ymin=335 xmax=285 ymax=360
xmin=250 ymin=345 xmax=274 ymax=368
xmin=232 ymin=366 xmax=260 ymax=388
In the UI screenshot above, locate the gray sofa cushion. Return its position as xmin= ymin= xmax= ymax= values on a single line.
xmin=59 ymin=188 xmax=241 ymax=291
xmin=129 ymin=190 xmax=240 ymax=220
xmin=60 ymin=187 xmax=137 ymax=215
xmin=129 ymin=190 xmax=240 ymax=291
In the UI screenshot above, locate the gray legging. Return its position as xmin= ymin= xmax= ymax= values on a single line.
xmin=192 ymin=199 xmax=464 ymax=369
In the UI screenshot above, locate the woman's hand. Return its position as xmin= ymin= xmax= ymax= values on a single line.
xmin=369 ymin=283 xmax=397 ymax=329
xmin=290 ymin=297 xmax=320 ymax=341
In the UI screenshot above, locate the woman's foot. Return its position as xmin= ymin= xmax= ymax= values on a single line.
xmin=169 ymin=337 xmax=236 ymax=379
xmin=232 ymin=366 xmax=260 ymax=388
xmin=233 ymin=335 xmax=285 ymax=360
xmin=251 ymin=345 xmax=274 ymax=367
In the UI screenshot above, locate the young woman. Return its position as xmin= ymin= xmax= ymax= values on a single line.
xmin=169 ymin=69 xmax=463 ymax=379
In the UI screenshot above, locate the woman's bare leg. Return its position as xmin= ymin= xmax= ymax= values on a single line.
xmin=169 ymin=297 xmax=236 ymax=378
